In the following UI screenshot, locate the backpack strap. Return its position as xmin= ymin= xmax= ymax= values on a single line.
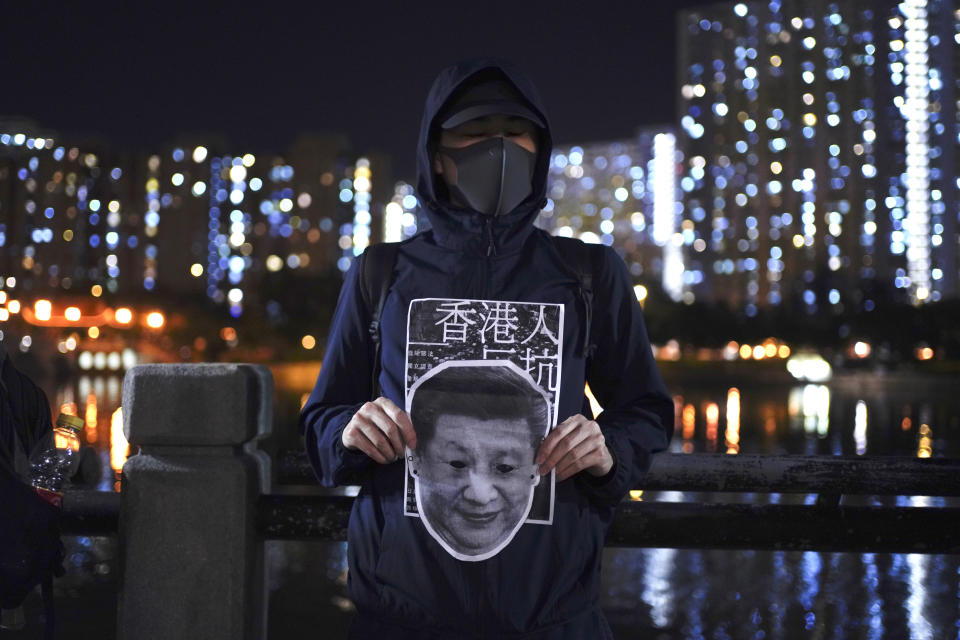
xmin=357 ymin=243 xmax=401 ymax=400
xmin=551 ymin=236 xmax=599 ymax=359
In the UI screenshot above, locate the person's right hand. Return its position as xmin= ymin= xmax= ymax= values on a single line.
xmin=341 ymin=397 xmax=417 ymax=464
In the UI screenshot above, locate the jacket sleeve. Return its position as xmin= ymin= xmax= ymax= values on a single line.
xmin=577 ymin=246 xmax=674 ymax=507
xmin=299 ymin=256 xmax=377 ymax=487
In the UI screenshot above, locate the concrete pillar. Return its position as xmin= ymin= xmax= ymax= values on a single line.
xmin=118 ymin=364 xmax=272 ymax=640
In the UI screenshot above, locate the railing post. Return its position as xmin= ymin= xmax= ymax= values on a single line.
xmin=118 ymin=363 xmax=272 ymax=640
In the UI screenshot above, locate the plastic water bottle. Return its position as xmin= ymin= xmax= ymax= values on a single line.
xmin=28 ymin=413 xmax=83 ymax=507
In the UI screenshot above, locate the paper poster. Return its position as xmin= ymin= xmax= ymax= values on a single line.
xmin=404 ymin=298 xmax=563 ymax=561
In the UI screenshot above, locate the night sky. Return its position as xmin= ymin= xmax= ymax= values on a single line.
xmin=5 ymin=2 xmax=707 ymax=178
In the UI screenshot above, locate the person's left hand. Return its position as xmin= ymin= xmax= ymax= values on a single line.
xmin=535 ymin=414 xmax=614 ymax=481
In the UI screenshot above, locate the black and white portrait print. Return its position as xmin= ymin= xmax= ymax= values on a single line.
xmin=404 ymin=298 xmax=563 ymax=562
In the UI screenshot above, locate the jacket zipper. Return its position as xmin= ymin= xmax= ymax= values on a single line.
xmin=483 ymin=217 xmax=496 ymax=299
xmin=485 ymin=217 xmax=497 ymax=258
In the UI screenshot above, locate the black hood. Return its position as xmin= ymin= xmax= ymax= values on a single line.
xmin=415 ymin=59 xmax=553 ymax=255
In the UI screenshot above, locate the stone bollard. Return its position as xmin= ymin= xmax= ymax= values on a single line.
xmin=118 ymin=364 xmax=273 ymax=640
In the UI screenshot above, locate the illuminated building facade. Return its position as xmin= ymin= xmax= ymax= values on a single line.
xmin=0 ymin=120 xmax=142 ymax=301
xmin=677 ymin=0 xmax=959 ymax=312
xmin=383 ymin=180 xmax=421 ymax=243
xmin=0 ymin=122 xmax=390 ymax=319
xmin=542 ymin=131 xmax=683 ymax=300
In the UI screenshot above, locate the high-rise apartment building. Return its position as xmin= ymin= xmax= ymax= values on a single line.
xmin=0 ymin=122 xmax=389 ymax=319
xmin=541 ymin=131 xmax=683 ymax=300
xmin=677 ymin=0 xmax=959 ymax=313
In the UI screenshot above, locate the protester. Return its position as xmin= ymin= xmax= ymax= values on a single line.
xmin=301 ymin=58 xmax=674 ymax=638
xmin=0 ymin=342 xmax=63 ymax=626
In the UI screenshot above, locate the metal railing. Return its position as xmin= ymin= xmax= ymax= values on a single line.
xmin=66 ymin=363 xmax=960 ymax=640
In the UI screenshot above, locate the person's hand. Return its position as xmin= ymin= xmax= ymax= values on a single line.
xmin=342 ymin=397 xmax=417 ymax=464
xmin=535 ymin=414 xmax=613 ymax=481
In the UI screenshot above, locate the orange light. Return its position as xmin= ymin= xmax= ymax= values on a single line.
xmin=35 ymin=299 xmax=52 ymax=322
xmin=88 ymin=326 xmax=100 ymax=339
xmin=584 ymin=383 xmax=603 ymax=418
xmin=7 ymin=300 xmax=19 ymax=314
xmin=682 ymin=404 xmax=695 ymax=440
xmin=765 ymin=416 xmax=777 ymax=435
xmin=705 ymin=401 xmax=719 ymax=448
xmin=60 ymin=402 xmax=78 ymax=416
xmin=85 ymin=392 xmax=98 ymax=444
xmin=65 ymin=306 xmax=82 ymax=322
xmin=0 ymin=291 xmax=6 ymax=304
xmin=753 ymin=345 xmax=765 ymax=360
xmin=764 ymin=342 xmax=778 ymax=358
xmin=54 ymin=431 xmax=80 ymax=451
xmin=917 ymin=347 xmax=934 ymax=361
xmin=146 ymin=311 xmax=165 ymax=329
xmin=902 ymin=417 xmax=912 ymax=431
xmin=725 ymin=388 xmax=741 ymax=454
xmin=110 ymin=407 xmax=129 ymax=473
xmin=739 ymin=344 xmax=752 ymax=359
xmin=778 ymin=345 xmax=791 ymax=358
xmin=115 ymin=308 xmax=133 ymax=324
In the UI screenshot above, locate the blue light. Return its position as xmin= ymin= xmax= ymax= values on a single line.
xmin=145 ymin=212 xmax=160 ymax=227
xmin=803 ymin=290 xmax=816 ymax=305
xmin=127 ymin=236 xmax=138 ymax=248
xmin=89 ymin=213 xmax=100 ymax=225
xmin=230 ymin=305 xmax=242 ymax=318
xmin=89 ymin=234 xmax=100 ymax=247
xmin=339 ymin=189 xmax=353 ymax=202
xmin=106 ymin=232 xmax=119 ymax=246
xmin=111 ymin=167 xmax=122 ymax=180
xmin=229 ymin=256 xmax=245 ymax=273
xmin=337 ymin=257 xmax=352 ymax=272
xmin=146 ymin=245 xmax=158 ymax=259
xmin=107 ymin=266 xmax=120 ymax=278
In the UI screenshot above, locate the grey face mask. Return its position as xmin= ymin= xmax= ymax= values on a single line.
xmin=439 ymin=137 xmax=536 ymax=216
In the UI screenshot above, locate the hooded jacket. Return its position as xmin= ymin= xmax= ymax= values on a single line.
xmin=300 ymin=59 xmax=674 ymax=638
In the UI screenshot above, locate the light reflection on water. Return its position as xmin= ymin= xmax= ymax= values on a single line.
xmin=57 ymin=373 xmax=960 ymax=638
